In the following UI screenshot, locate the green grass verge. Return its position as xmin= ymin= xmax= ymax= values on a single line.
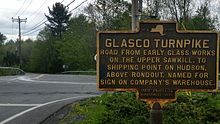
xmin=59 ymin=92 xmax=220 ymax=124
xmin=0 ymin=67 xmax=25 ymax=76
xmin=59 ymin=99 xmax=106 ymax=124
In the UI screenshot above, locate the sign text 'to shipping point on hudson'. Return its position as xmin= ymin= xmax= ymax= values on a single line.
xmin=97 ymin=21 xmax=219 ymax=104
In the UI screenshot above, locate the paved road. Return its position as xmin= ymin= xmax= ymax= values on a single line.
xmin=0 ymin=74 xmax=100 ymax=124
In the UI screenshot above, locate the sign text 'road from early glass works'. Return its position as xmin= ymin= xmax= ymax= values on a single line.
xmin=97 ymin=21 xmax=219 ymax=101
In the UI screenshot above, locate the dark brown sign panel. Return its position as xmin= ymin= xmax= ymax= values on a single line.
xmin=97 ymin=21 xmax=219 ymax=101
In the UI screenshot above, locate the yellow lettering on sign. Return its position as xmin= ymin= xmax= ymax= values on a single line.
xmin=143 ymin=50 xmax=164 ymax=55
xmin=121 ymin=49 xmax=141 ymax=55
xmin=137 ymin=57 xmax=160 ymax=63
xmin=105 ymin=38 xmax=150 ymax=48
xmin=106 ymin=72 xmax=128 ymax=78
xmin=163 ymin=57 xmax=193 ymax=63
xmin=191 ymin=50 xmax=215 ymax=56
xmin=176 ymin=65 xmax=206 ymax=71
xmin=100 ymin=49 xmax=118 ymax=55
xmin=172 ymin=80 xmax=213 ymax=86
xmin=100 ymin=79 xmax=116 ymax=85
xmin=107 ymin=64 xmax=139 ymax=70
xmin=131 ymin=72 xmax=164 ymax=78
xmin=153 ymin=39 xmax=210 ymax=48
xmin=168 ymin=72 xmax=192 ymax=78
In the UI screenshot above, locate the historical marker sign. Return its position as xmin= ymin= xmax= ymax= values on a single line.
xmin=97 ymin=21 xmax=219 ymax=101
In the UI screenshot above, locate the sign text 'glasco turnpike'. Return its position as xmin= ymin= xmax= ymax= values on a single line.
xmin=97 ymin=21 xmax=219 ymax=103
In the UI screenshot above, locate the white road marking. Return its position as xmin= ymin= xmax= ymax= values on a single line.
xmin=0 ymin=77 xmax=19 ymax=81
xmin=31 ymin=74 xmax=45 ymax=79
xmin=0 ymin=104 xmax=41 ymax=107
xmin=17 ymin=76 xmax=95 ymax=85
xmin=0 ymin=95 xmax=98 ymax=124
xmin=10 ymin=78 xmax=19 ymax=81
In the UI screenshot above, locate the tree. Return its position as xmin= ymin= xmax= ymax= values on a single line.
xmin=162 ymin=0 xmax=191 ymax=22
xmin=0 ymin=32 xmax=6 ymax=65
xmin=29 ymin=41 xmax=49 ymax=73
xmin=85 ymin=0 xmax=131 ymax=30
xmin=59 ymin=14 xmax=96 ymax=70
xmin=0 ymin=32 xmax=6 ymax=45
xmin=45 ymin=2 xmax=71 ymax=39
xmin=2 ymin=51 xmax=18 ymax=67
xmin=1 ymin=40 xmax=19 ymax=67
xmin=21 ymin=39 xmax=34 ymax=71
xmin=29 ymin=28 xmax=63 ymax=73
xmin=185 ymin=2 xmax=217 ymax=30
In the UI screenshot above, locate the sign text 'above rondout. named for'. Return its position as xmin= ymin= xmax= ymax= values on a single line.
xmin=97 ymin=21 xmax=219 ymax=101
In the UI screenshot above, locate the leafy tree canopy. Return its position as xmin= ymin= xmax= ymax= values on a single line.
xmin=0 ymin=32 xmax=6 ymax=45
xmin=45 ymin=2 xmax=72 ymax=39
xmin=85 ymin=0 xmax=131 ymax=30
xmin=59 ymin=14 xmax=96 ymax=71
xmin=182 ymin=2 xmax=218 ymax=30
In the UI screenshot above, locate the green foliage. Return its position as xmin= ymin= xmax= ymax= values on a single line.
xmin=60 ymin=98 xmax=106 ymax=124
xmin=100 ymin=92 xmax=149 ymax=124
xmin=2 ymin=51 xmax=18 ymax=67
xmin=28 ymin=27 xmax=63 ymax=73
xmin=0 ymin=67 xmax=25 ymax=76
xmin=1 ymin=39 xmax=34 ymax=71
xmin=161 ymin=0 xmax=191 ymax=22
xmin=1 ymin=1 xmax=218 ymax=73
xmin=1 ymin=40 xmax=18 ymax=67
xmin=60 ymin=92 xmax=220 ymax=124
xmin=29 ymin=39 xmax=63 ymax=73
xmin=0 ymin=45 xmax=5 ymax=66
xmin=85 ymin=0 xmax=131 ymax=30
xmin=60 ymin=92 xmax=149 ymax=124
xmin=45 ymin=2 xmax=71 ymax=39
xmin=29 ymin=41 xmax=47 ymax=73
xmin=0 ymin=32 xmax=6 ymax=45
xmin=59 ymin=14 xmax=96 ymax=71
xmin=0 ymin=32 xmax=6 ymax=65
xmin=163 ymin=92 xmax=220 ymax=124
xmin=181 ymin=2 xmax=218 ymax=30
xmin=21 ymin=39 xmax=34 ymax=70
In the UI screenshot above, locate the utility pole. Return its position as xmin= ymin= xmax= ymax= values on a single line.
xmin=131 ymin=0 xmax=142 ymax=31
xmin=12 ymin=16 xmax=27 ymax=69
xmin=131 ymin=0 xmax=138 ymax=31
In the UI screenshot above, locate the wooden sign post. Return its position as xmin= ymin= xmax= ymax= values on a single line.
xmin=97 ymin=21 xmax=219 ymax=123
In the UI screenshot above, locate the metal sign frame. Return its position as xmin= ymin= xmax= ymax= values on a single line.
xmin=97 ymin=21 xmax=219 ymax=104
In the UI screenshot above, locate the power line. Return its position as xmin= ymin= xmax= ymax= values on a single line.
xmin=66 ymin=0 xmax=76 ymax=7
xmin=70 ymin=0 xmax=88 ymax=12
xmin=15 ymin=0 xmax=28 ymax=16
xmin=23 ymin=18 xmax=47 ymax=35
xmin=20 ymin=0 xmax=33 ymax=16
xmin=29 ymin=0 xmax=65 ymax=23
xmin=29 ymin=0 xmax=50 ymax=21
xmin=24 ymin=0 xmax=82 ymax=36
xmin=24 ymin=27 xmax=45 ymax=35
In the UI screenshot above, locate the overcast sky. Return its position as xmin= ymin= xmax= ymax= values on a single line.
xmin=0 ymin=0 xmax=219 ymax=41
xmin=0 ymin=0 xmax=92 ymax=41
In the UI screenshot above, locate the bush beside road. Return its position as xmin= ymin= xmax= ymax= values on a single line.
xmin=58 ymin=92 xmax=220 ymax=124
xmin=0 ymin=67 xmax=25 ymax=76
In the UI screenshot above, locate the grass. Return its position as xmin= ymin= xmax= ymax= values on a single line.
xmin=0 ymin=67 xmax=25 ymax=76
xmin=59 ymin=96 xmax=106 ymax=124
xmin=59 ymin=92 xmax=220 ymax=124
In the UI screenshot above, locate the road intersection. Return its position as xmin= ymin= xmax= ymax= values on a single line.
xmin=0 ymin=74 xmax=100 ymax=124
xmin=0 ymin=74 xmax=219 ymax=124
